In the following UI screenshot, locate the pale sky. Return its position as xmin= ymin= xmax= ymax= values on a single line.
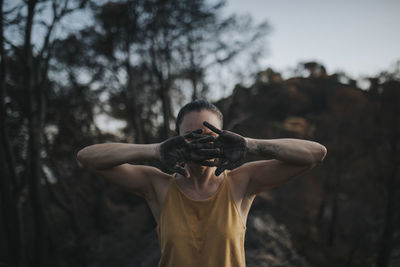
xmin=223 ymin=0 xmax=400 ymax=79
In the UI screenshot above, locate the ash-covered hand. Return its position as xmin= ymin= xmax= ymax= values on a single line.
xmin=203 ymin=121 xmax=247 ymax=176
xmin=160 ymin=129 xmax=219 ymax=177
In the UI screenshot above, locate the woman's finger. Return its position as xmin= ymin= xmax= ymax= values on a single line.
xmin=183 ymin=129 xmax=203 ymax=139
xmin=190 ymin=136 xmax=216 ymax=144
xmin=190 ymin=152 xmax=219 ymax=162
xmin=195 ymin=148 xmax=222 ymax=157
xmin=199 ymin=160 xmax=219 ymax=167
xmin=192 ymin=129 xmax=203 ymax=134
xmin=215 ymin=161 xmax=230 ymax=176
xmin=174 ymin=166 xmax=188 ymax=178
xmin=188 ymin=142 xmax=214 ymax=150
xmin=184 ymin=132 xmax=207 ymax=140
xmin=203 ymin=121 xmax=223 ymax=135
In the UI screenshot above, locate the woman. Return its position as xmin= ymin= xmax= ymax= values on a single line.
xmin=77 ymin=100 xmax=327 ymax=267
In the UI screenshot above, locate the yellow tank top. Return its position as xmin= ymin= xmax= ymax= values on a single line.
xmin=156 ymin=172 xmax=247 ymax=267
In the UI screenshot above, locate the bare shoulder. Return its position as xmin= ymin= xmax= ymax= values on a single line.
xmin=236 ymin=159 xmax=314 ymax=195
xmin=150 ymin=168 xmax=174 ymax=201
xmin=89 ymin=163 xmax=171 ymax=201
xmin=226 ymin=165 xmax=253 ymax=201
xmin=227 ymin=166 xmax=249 ymax=189
xmin=227 ymin=160 xmax=299 ymax=196
xmin=226 ymin=166 xmax=256 ymax=225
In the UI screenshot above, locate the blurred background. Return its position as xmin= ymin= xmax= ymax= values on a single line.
xmin=1 ymin=0 xmax=399 ymax=266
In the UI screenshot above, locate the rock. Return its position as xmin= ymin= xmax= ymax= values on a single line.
xmin=245 ymin=214 xmax=310 ymax=267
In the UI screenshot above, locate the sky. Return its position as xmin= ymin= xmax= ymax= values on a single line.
xmin=223 ymin=0 xmax=400 ymax=79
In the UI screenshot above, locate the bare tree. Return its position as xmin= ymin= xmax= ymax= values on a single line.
xmin=0 ymin=0 xmax=24 ymax=266
xmin=2 ymin=0 xmax=89 ymax=265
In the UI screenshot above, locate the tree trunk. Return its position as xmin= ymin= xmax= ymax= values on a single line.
xmin=376 ymin=167 xmax=398 ymax=267
xmin=23 ymin=1 xmax=47 ymax=266
xmin=315 ymin=176 xmax=328 ymax=226
xmin=0 ymin=0 xmax=24 ymax=265
xmin=125 ymin=58 xmax=144 ymax=143
xmin=160 ymin=84 xmax=172 ymax=138
xmin=328 ymin=175 xmax=340 ymax=247
xmin=188 ymin=36 xmax=199 ymax=101
xmin=346 ymin=233 xmax=363 ymax=267
xmin=190 ymin=72 xmax=199 ymax=101
xmin=27 ymin=73 xmax=47 ymax=267
xmin=0 ymin=141 xmax=21 ymax=267
xmin=42 ymin=168 xmax=81 ymax=241
xmin=93 ymin=178 xmax=113 ymax=233
xmin=376 ymin=110 xmax=399 ymax=267
xmin=149 ymin=37 xmax=172 ymax=138
xmin=42 ymin=133 xmax=82 ymax=241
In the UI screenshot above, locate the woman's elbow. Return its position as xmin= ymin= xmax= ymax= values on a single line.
xmin=315 ymin=145 xmax=327 ymax=163
xmin=76 ymin=147 xmax=91 ymax=169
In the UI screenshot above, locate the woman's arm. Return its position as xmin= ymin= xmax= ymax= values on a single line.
xmin=76 ymin=131 xmax=218 ymax=198
xmin=77 ymin=143 xmax=160 ymax=170
xmin=77 ymin=129 xmax=216 ymax=172
xmin=202 ymin=121 xmax=327 ymax=195
xmin=245 ymin=138 xmax=327 ymax=165
xmin=76 ymin=143 xmax=164 ymax=199
xmin=242 ymin=138 xmax=326 ymax=194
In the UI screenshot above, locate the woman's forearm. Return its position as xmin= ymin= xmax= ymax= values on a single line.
xmin=76 ymin=143 xmax=161 ymax=170
xmin=245 ymin=138 xmax=327 ymax=165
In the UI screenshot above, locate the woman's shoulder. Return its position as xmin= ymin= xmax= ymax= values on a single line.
xmin=151 ymin=168 xmax=175 ymax=187
xmin=226 ymin=166 xmax=251 ymax=187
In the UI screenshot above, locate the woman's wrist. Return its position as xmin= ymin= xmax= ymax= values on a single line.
xmin=244 ymin=138 xmax=275 ymax=158
xmin=244 ymin=137 xmax=252 ymax=155
xmin=127 ymin=143 xmax=162 ymax=162
xmin=153 ymin=143 xmax=162 ymax=161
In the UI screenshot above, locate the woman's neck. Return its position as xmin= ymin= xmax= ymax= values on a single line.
xmin=184 ymin=164 xmax=219 ymax=190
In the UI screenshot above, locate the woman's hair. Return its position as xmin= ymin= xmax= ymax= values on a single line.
xmin=176 ymin=99 xmax=223 ymax=134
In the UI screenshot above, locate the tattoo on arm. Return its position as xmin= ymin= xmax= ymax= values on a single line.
xmin=250 ymin=140 xmax=281 ymax=158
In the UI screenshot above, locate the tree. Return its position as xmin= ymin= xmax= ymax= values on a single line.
xmin=1 ymin=0 xmax=89 ymax=266
xmin=0 ymin=0 xmax=22 ymax=266
xmin=79 ymin=0 xmax=270 ymax=139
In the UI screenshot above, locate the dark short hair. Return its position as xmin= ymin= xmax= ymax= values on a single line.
xmin=176 ymin=99 xmax=223 ymax=134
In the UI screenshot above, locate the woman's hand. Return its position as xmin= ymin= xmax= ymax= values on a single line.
xmin=159 ymin=129 xmax=219 ymax=177
xmin=203 ymin=122 xmax=247 ymax=176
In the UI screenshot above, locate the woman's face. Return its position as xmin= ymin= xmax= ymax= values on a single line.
xmin=179 ymin=109 xmax=222 ymax=137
